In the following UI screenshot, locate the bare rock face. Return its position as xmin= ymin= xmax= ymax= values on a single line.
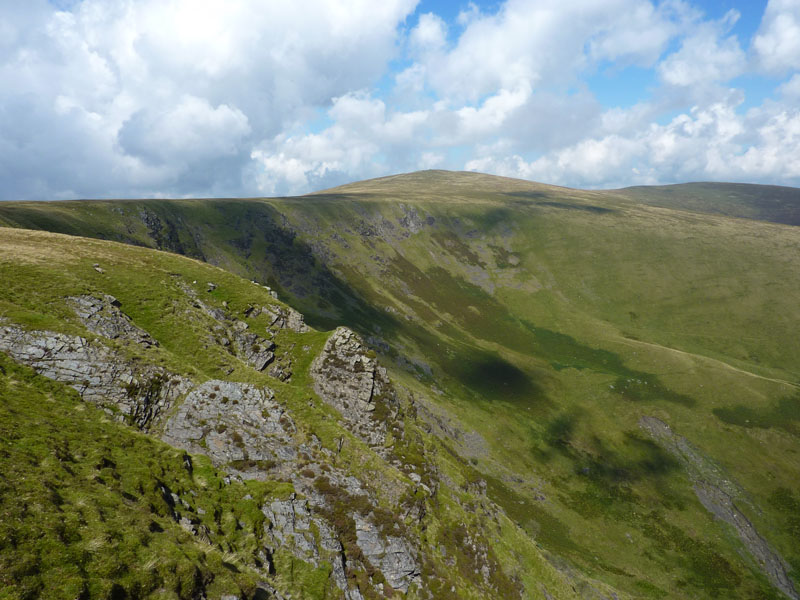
xmin=231 ymin=327 xmax=276 ymax=372
xmin=354 ymin=515 xmax=420 ymax=592
xmin=67 ymin=295 xmax=157 ymax=347
xmin=193 ymin=297 xmax=276 ymax=372
xmin=263 ymin=496 xmax=362 ymax=600
xmin=310 ymin=327 xmax=395 ymax=447
xmin=162 ymin=380 xmax=296 ymax=473
xmin=0 ymin=323 xmax=190 ymax=429
xmin=249 ymin=305 xmax=309 ymax=333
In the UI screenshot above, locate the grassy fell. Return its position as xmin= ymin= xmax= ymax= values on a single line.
xmin=1 ymin=171 xmax=799 ymax=599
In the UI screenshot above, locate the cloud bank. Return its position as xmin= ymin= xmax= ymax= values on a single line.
xmin=0 ymin=0 xmax=798 ymax=199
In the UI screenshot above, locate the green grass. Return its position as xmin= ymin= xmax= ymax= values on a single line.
xmin=1 ymin=170 xmax=799 ymax=598
xmin=617 ymin=181 xmax=800 ymax=226
xmin=0 ymin=353 xmax=282 ymax=600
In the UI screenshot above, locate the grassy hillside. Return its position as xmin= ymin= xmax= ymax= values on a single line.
xmin=0 ymin=227 xmax=590 ymax=600
xmin=1 ymin=171 xmax=799 ymax=599
xmin=616 ymin=181 xmax=800 ymax=226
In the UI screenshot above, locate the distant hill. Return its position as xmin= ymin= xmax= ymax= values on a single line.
xmin=1 ymin=171 xmax=799 ymax=599
xmin=617 ymin=181 xmax=800 ymax=226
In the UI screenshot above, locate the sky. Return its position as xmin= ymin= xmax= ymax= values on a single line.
xmin=0 ymin=0 xmax=798 ymax=199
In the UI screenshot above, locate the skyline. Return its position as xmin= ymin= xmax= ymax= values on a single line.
xmin=0 ymin=0 xmax=798 ymax=200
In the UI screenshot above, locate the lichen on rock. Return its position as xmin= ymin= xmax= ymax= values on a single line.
xmin=310 ymin=327 xmax=396 ymax=448
xmin=162 ymin=380 xmax=296 ymax=475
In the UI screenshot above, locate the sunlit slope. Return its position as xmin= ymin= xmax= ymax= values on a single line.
xmin=1 ymin=171 xmax=799 ymax=598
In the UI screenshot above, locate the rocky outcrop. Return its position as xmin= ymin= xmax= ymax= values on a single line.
xmin=162 ymin=377 xmax=418 ymax=598
xmin=354 ymin=515 xmax=420 ymax=592
xmin=67 ymin=294 xmax=157 ymax=347
xmin=184 ymin=287 xmax=276 ymax=372
xmin=640 ymin=416 xmax=798 ymax=600
xmin=0 ymin=323 xmax=190 ymax=429
xmin=247 ymin=304 xmax=309 ymax=333
xmin=263 ymin=496 xmax=361 ymax=600
xmin=162 ymin=380 xmax=297 ymax=475
xmin=310 ymin=327 xmax=395 ymax=447
xmin=230 ymin=323 xmax=276 ymax=372
xmin=1 ymin=302 xmax=422 ymax=598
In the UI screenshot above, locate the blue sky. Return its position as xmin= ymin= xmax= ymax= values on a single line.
xmin=1 ymin=0 xmax=799 ymax=199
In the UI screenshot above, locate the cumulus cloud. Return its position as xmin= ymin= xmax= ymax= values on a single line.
xmin=412 ymin=0 xmax=681 ymax=103
xmin=1 ymin=0 xmax=798 ymax=199
xmin=753 ymin=0 xmax=800 ymax=74
xmin=466 ymin=96 xmax=800 ymax=188
xmin=0 ymin=0 xmax=416 ymax=199
xmin=250 ymin=91 xmax=432 ymax=194
xmin=658 ymin=11 xmax=745 ymax=87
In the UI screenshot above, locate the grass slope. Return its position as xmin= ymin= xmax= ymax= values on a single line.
xmin=616 ymin=181 xmax=800 ymax=226
xmin=0 ymin=227 xmax=585 ymax=600
xmin=1 ymin=171 xmax=799 ymax=598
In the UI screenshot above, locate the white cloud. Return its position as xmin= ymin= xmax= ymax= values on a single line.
xmin=409 ymin=12 xmax=447 ymax=55
xmin=778 ymin=73 xmax=800 ymax=98
xmin=753 ymin=0 xmax=800 ymax=74
xmin=239 ymin=1 xmax=800 ymax=194
xmin=415 ymin=0 xmax=681 ymax=102
xmin=0 ymin=0 xmax=417 ymax=199
xmin=0 ymin=1 xmax=798 ymax=199
xmin=249 ymin=91 xmax=431 ymax=194
xmin=466 ymin=97 xmax=800 ymax=188
xmin=118 ymin=96 xmax=251 ymax=163
xmin=658 ymin=12 xmax=745 ymax=87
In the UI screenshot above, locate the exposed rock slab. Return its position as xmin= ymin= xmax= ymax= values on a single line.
xmin=181 ymin=284 xmax=276 ymax=372
xmin=0 ymin=323 xmax=190 ymax=429
xmin=310 ymin=327 xmax=395 ymax=447
xmin=263 ymin=495 xmax=362 ymax=600
xmin=248 ymin=304 xmax=309 ymax=333
xmin=231 ymin=327 xmax=276 ymax=372
xmin=67 ymin=294 xmax=157 ymax=347
xmin=354 ymin=515 xmax=420 ymax=593
xmin=162 ymin=380 xmax=296 ymax=471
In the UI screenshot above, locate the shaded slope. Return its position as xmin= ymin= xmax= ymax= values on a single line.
xmin=616 ymin=181 xmax=800 ymax=226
